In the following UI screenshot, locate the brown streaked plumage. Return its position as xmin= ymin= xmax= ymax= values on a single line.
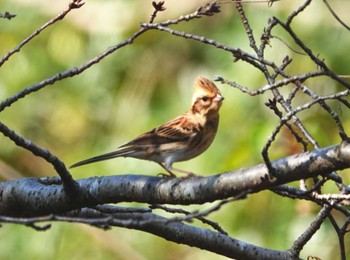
xmin=70 ymin=76 xmax=224 ymax=177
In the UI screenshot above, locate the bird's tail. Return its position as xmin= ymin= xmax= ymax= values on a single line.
xmin=70 ymin=148 xmax=134 ymax=168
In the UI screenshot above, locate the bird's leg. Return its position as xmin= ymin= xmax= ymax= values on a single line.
xmin=157 ymin=163 xmax=177 ymax=178
xmin=157 ymin=163 xmax=199 ymax=179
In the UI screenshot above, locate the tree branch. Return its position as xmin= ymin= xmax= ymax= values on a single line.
xmin=0 ymin=208 xmax=299 ymax=260
xmin=0 ymin=0 xmax=85 ymax=67
xmin=0 ymin=121 xmax=78 ymax=195
xmin=1 ymin=142 xmax=350 ymax=216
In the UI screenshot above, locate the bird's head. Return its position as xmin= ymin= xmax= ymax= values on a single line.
xmin=191 ymin=76 xmax=224 ymax=115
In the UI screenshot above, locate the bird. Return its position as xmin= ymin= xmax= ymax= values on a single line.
xmin=70 ymin=76 xmax=224 ymax=177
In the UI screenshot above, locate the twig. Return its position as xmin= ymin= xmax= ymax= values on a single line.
xmin=94 ymin=205 xmax=152 ymax=214
xmin=274 ymin=17 xmax=350 ymax=90
xmin=260 ymin=88 xmax=350 ymax=168
xmin=0 ymin=0 xmax=85 ymax=67
xmin=235 ymin=2 xmax=258 ymax=53
xmin=215 ymin=71 xmax=326 ymax=96
xmin=328 ymin=215 xmax=346 ymax=260
xmin=259 ymin=17 xmax=277 ymax=57
xmin=322 ymin=0 xmax=350 ymax=31
xmin=140 ymin=23 xmax=267 ymax=71
xmin=0 ymin=2 xmax=152 ymax=195
xmin=0 ymin=27 xmax=148 ymax=112
xmin=0 ymin=121 xmax=79 ymax=195
xmin=146 ymin=1 xmax=221 ymax=28
xmin=149 ymin=1 xmax=166 ymax=23
xmin=289 ymin=205 xmax=332 ymax=256
xmin=265 ymin=98 xmax=308 ymax=151
xmin=312 ymin=193 xmax=350 ymax=202
xmin=294 ymin=82 xmax=349 ymax=140
xmin=150 ymin=203 xmax=229 ymax=235
xmin=285 ymin=0 xmax=312 ymax=26
xmin=196 ymin=1 xmax=221 ymax=16
xmin=273 ymin=185 xmax=350 ymax=217
xmin=271 ymin=35 xmax=306 ymax=55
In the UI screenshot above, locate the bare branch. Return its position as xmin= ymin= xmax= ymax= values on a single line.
xmin=0 ymin=27 xmax=149 ymax=113
xmin=0 ymin=27 xmax=149 ymax=189
xmin=285 ymin=0 xmax=312 ymax=26
xmin=149 ymin=1 xmax=166 ymax=23
xmin=289 ymin=205 xmax=332 ymax=256
xmin=1 ymin=0 xmax=350 ymax=257
xmin=0 ymin=208 xmax=298 ymax=260
xmin=322 ymin=0 xmax=350 ymax=31
xmin=235 ymin=2 xmax=258 ymax=53
xmin=0 ymin=121 xmax=78 ymax=195
xmin=0 ymin=0 xmax=85 ymax=67
xmin=150 ymin=203 xmax=230 ymax=235
xmin=274 ymin=17 xmax=350 ymax=90
xmin=1 ymin=142 xmax=350 ymax=216
xmin=216 ymin=71 xmax=326 ymax=96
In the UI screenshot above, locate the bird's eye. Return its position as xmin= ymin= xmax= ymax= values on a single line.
xmin=201 ymin=97 xmax=208 ymax=102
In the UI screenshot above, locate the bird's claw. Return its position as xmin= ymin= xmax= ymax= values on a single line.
xmin=179 ymin=172 xmax=200 ymax=179
xmin=157 ymin=172 xmax=176 ymax=178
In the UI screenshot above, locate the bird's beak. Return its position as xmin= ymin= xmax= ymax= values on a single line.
xmin=215 ymin=93 xmax=224 ymax=102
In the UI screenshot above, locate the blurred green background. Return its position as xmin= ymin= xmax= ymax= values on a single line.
xmin=0 ymin=0 xmax=350 ymax=259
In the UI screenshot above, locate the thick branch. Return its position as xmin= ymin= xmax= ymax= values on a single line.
xmin=67 ymin=209 xmax=298 ymax=260
xmin=1 ymin=142 xmax=350 ymax=216
xmin=0 ymin=208 xmax=298 ymax=260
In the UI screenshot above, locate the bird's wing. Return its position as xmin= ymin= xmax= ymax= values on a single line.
xmin=121 ymin=114 xmax=199 ymax=147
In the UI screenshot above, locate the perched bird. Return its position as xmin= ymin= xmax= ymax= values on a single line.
xmin=70 ymin=76 xmax=224 ymax=177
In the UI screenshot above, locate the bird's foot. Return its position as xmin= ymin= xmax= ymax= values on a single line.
xmin=179 ymin=172 xmax=200 ymax=179
xmin=157 ymin=172 xmax=177 ymax=178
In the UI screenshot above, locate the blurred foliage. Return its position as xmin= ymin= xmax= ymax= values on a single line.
xmin=0 ymin=0 xmax=350 ymax=259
